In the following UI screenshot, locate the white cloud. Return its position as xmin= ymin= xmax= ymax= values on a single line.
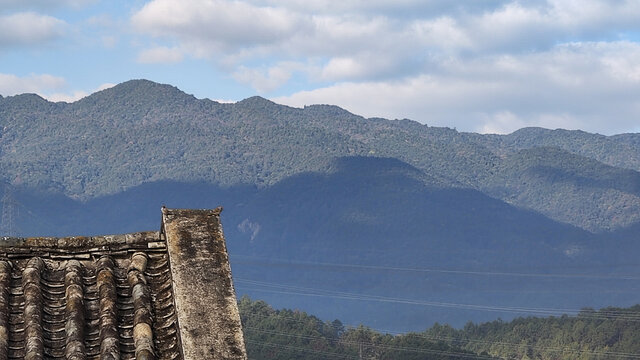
xmin=0 ymin=75 xmax=116 ymax=103
xmin=274 ymin=41 xmax=640 ymax=135
xmin=44 ymin=83 xmax=116 ymax=103
xmin=0 ymin=73 xmax=66 ymax=96
xmin=210 ymin=98 xmax=236 ymax=103
xmin=247 ymin=0 xmax=510 ymax=17
xmin=461 ymin=0 xmax=640 ymax=54
xmin=232 ymin=62 xmax=308 ymax=93
xmin=320 ymin=57 xmax=364 ymax=80
xmin=46 ymin=90 xmax=88 ymax=103
xmin=127 ymin=0 xmax=640 ymax=134
xmin=137 ymin=46 xmax=184 ymax=64
xmin=95 ymin=83 xmax=116 ymax=92
xmin=410 ymin=16 xmax=471 ymax=52
xmin=0 ymin=12 xmax=66 ymax=47
xmin=130 ymin=1 xmax=640 ymax=88
xmin=477 ymin=111 xmax=526 ymax=135
xmin=132 ymin=0 xmax=307 ymax=54
xmin=131 ymin=1 xmax=444 ymax=82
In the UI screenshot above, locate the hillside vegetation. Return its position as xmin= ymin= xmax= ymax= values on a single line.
xmin=426 ymin=305 xmax=640 ymax=360
xmin=1 ymin=80 xmax=640 ymax=231
xmin=240 ymin=297 xmax=640 ymax=360
xmin=239 ymin=297 xmax=496 ymax=360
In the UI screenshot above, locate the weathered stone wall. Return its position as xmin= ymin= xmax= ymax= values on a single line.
xmin=162 ymin=207 xmax=247 ymax=360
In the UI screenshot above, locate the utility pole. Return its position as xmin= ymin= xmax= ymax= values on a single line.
xmin=1 ymin=185 xmax=19 ymax=237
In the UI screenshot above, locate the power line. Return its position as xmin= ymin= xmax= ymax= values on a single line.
xmin=235 ymin=278 xmax=640 ymax=321
xmin=243 ymin=326 xmax=640 ymax=359
xmin=242 ymin=313 xmax=640 ymax=359
xmin=245 ymin=327 xmax=498 ymax=359
xmin=245 ymin=339 xmax=358 ymax=359
xmin=231 ymin=254 xmax=640 ymax=280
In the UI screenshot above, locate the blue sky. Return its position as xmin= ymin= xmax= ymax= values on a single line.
xmin=1 ymin=0 xmax=640 ymax=135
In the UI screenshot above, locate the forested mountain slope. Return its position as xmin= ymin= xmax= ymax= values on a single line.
xmin=4 ymin=156 xmax=637 ymax=329
xmin=466 ymin=127 xmax=640 ymax=172
xmin=1 ymin=80 xmax=639 ymax=231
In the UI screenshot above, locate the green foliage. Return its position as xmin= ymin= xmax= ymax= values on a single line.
xmin=240 ymin=298 xmax=640 ymax=360
xmin=425 ymin=305 xmax=640 ymax=360
xmin=238 ymin=297 xmax=490 ymax=360
xmin=479 ymin=146 xmax=640 ymax=231
xmin=2 ymin=80 xmax=640 ymax=232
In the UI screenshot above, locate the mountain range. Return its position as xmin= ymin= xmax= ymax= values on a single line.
xmin=1 ymin=79 xmax=639 ymax=330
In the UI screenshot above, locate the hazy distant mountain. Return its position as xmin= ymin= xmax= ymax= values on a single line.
xmin=467 ymin=127 xmax=640 ymax=172
xmin=6 ymin=156 xmax=636 ymax=329
xmin=1 ymin=79 xmax=639 ymax=329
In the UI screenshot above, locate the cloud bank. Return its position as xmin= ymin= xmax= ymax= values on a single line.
xmin=0 ymin=73 xmax=115 ymax=103
xmin=0 ymin=12 xmax=66 ymax=48
xmin=2 ymin=1 xmax=639 ymax=135
xmin=128 ymin=0 xmax=640 ymax=134
xmin=0 ymin=73 xmax=66 ymax=95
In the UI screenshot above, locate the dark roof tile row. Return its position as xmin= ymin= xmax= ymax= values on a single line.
xmin=0 ymin=208 xmax=248 ymax=360
xmin=0 ymin=239 xmax=181 ymax=359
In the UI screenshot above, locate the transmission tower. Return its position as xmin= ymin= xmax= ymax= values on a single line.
xmin=1 ymin=186 xmax=20 ymax=237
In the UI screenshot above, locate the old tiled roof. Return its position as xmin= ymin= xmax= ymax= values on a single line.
xmin=0 ymin=207 xmax=247 ymax=360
